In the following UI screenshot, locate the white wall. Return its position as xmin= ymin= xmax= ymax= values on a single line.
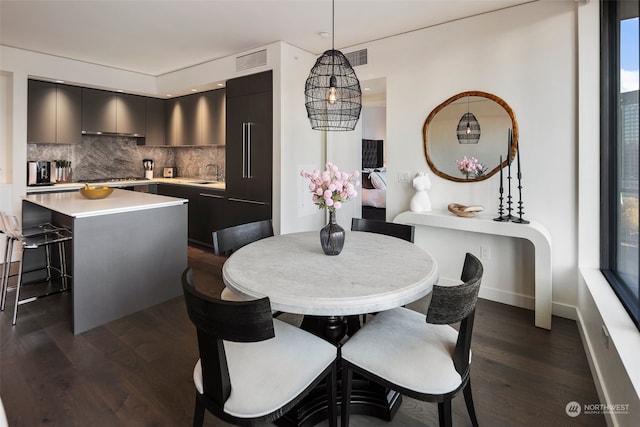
xmin=0 ymin=72 xmax=11 ymax=184
xmin=362 ymin=106 xmax=386 ymax=142
xmin=337 ymin=1 xmax=578 ymax=316
xmin=0 ymin=71 xmax=12 ymax=262
xmin=277 ymin=43 xmax=326 ymax=234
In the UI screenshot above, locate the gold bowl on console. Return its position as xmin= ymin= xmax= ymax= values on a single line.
xmin=79 ymin=185 xmax=114 ymax=199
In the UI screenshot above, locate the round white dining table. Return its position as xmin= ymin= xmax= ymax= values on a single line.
xmin=222 ymin=230 xmax=439 ymax=316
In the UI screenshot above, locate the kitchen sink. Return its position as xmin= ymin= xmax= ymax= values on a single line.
xmin=185 ymin=180 xmax=220 ymax=184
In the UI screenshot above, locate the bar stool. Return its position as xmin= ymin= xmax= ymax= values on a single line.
xmin=0 ymin=212 xmax=72 ymax=325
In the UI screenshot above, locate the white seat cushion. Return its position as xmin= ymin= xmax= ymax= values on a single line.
xmin=0 ymin=397 xmax=8 ymax=427
xmin=220 ymin=287 xmax=277 ymax=314
xmin=193 ymin=318 xmax=336 ymax=419
xmin=341 ymin=307 xmax=463 ymax=395
xmin=220 ymin=286 xmax=246 ymax=301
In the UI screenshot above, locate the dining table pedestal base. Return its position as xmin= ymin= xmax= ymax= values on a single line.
xmin=275 ymin=315 xmax=402 ymax=427
xmin=300 ymin=315 xmax=348 ymax=345
xmin=276 ymin=369 xmax=402 ymax=427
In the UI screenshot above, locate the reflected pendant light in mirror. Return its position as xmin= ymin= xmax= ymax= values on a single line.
xmin=456 ymin=96 xmax=480 ymax=144
xmin=423 ymin=91 xmax=518 ymax=183
xmin=305 ymin=0 xmax=362 ymax=131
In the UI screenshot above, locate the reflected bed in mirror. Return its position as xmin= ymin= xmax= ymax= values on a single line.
xmin=362 ymin=139 xmax=386 ymax=221
xmin=423 ymin=91 xmax=518 ymax=182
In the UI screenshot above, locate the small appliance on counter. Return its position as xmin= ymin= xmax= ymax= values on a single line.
xmin=27 ymin=161 xmax=51 ymax=186
xmin=143 ymin=159 xmax=154 ymax=179
xmin=163 ymin=167 xmax=177 ymax=178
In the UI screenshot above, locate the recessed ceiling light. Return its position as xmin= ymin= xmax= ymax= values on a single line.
xmin=319 ymin=32 xmax=330 ymax=38
xmin=166 ymin=94 xmax=172 ymax=97
xmin=364 ymin=87 xmax=371 ymax=91
xmin=217 ymin=83 xmax=225 ymax=87
xmin=55 ymin=80 xmax=65 ymax=84
xmin=191 ymin=89 xmax=197 ymax=92
xmin=117 ymin=89 xmax=124 ymax=93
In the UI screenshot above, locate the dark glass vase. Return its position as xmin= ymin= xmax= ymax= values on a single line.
xmin=320 ymin=210 xmax=345 ymax=256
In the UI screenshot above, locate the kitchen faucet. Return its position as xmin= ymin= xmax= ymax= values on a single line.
xmin=205 ymin=164 xmax=221 ymax=181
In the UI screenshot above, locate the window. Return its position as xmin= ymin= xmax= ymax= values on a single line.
xmin=601 ymin=0 xmax=639 ymax=328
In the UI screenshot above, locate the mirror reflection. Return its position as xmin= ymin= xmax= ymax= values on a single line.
xmin=423 ymin=91 xmax=517 ymax=182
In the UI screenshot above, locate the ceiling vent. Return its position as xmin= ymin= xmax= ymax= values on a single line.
xmin=236 ymin=49 xmax=267 ymax=72
xmin=345 ymin=49 xmax=368 ymax=67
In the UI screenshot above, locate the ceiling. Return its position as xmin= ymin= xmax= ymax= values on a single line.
xmin=1 ymin=0 xmax=532 ymax=77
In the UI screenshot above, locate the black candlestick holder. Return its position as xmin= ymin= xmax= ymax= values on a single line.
xmin=494 ymin=187 xmax=508 ymax=221
xmin=493 ymin=186 xmax=509 ymax=221
xmin=505 ymin=163 xmax=514 ymax=221
xmin=495 ymin=131 xmax=530 ymax=224
xmin=512 ymin=170 xmax=529 ymax=224
xmin=494 ymin=155 xmax=508 ymax=221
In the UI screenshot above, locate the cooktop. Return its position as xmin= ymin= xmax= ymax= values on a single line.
xmin=83 ymin=177 xmax=150 ymax=183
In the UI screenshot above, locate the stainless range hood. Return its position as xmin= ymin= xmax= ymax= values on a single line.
xmin=81 ymin=130 xmax=143 ymax=137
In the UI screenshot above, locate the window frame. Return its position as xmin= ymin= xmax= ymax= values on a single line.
xmin=600 ymin=0 xmax=640 ymax=329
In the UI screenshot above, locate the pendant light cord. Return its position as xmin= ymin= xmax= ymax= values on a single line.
xmin=331 ymin=0 xmax=335 ymax=77
xmin=332 ymin=0 xmax=335 ymax=51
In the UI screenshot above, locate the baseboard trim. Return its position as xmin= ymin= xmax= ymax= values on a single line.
xmin=466 ymin=281 xmax=577 ymax=321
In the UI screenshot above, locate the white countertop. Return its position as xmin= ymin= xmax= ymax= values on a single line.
xmin=24 ymin=188 xmax=188 ymax=218
xmin=223 ymin=231 xmax=439 ymax=316
xmin=25 ymin=177 xmax=226 ymax=193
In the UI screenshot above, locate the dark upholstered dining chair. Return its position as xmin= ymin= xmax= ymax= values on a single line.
xmin=211 ymin=220 xmax=273 ymax=302
xmin=212 ymin=219 xmax=274 ymax=257
xmin=351 ymin=217 xmax=415 ymax=243
xmin=340 ymin=253 xmax=483 ymax=427
xmin=182 ymin=268 xmax=338 ymax=427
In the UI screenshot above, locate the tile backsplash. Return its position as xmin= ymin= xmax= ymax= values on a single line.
xmin=28 ymin=135 xmax=225 ymax=182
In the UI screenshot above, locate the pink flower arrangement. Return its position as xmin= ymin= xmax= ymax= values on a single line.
xmin=300 ymin=162 xmax=360 ymax=212
xmin=456 ymin=156 xmax=487 ymax=179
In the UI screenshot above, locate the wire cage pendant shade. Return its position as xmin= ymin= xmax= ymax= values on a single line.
xmin=305 ymin=49 xmax=362 ymax=131
xmin=457 ymin=112 xmax=481 ymax=144
xmin=305 ymin=0 xmax=362 ymax=131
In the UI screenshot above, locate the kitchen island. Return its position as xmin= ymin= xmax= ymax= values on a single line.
xmin=23 ymin=189 xmax=188 ymax=334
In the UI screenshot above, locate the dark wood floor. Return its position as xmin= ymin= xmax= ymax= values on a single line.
xmin=1 ymin=246 xmax=605 ymax=426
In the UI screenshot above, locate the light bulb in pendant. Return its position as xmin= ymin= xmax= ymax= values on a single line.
xmin=328 ymin=75 xmax=337 ymax=104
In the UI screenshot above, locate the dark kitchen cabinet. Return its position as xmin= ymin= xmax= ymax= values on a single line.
xmin=145 ymin=97 xmax=166 ymax=146
xmin=165 ymin=94 xmax=198 ymax=146
xmin=164 ymin=88 xmax=225 ymax=146
xmin=116 ymin=93 xmax=146 ymax=135
xmin=200 ymin=89 xmax=226 ymax=146
xmin=82 ymin=88 xmax=146 ymax=136
xmin=27 ymin=80 xmax=82 ymax=144
xmin=157 ymin=184 xmax=226 ymax=247
xmin=225 ymin=71 xmax=272 ymax=228
xmin=195 ymin=189 xmax=227 ymax=246
xmin=82 ymin=88 xmax=116 ymax=133
xmin=225 ymin=197 xmax=272 ymax=229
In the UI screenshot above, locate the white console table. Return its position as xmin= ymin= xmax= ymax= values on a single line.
xmin=394 ymin=210 xmax=552 ymax=330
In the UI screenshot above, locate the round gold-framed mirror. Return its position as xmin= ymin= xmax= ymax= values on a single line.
xmin=423 ymin=91 xmax=518 ymax=182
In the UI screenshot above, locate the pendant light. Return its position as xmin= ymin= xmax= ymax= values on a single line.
xmin=456 ymin=95 xmax=481 ymax=144
xmin=305 ymin=0 xmax=362 ymax=131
